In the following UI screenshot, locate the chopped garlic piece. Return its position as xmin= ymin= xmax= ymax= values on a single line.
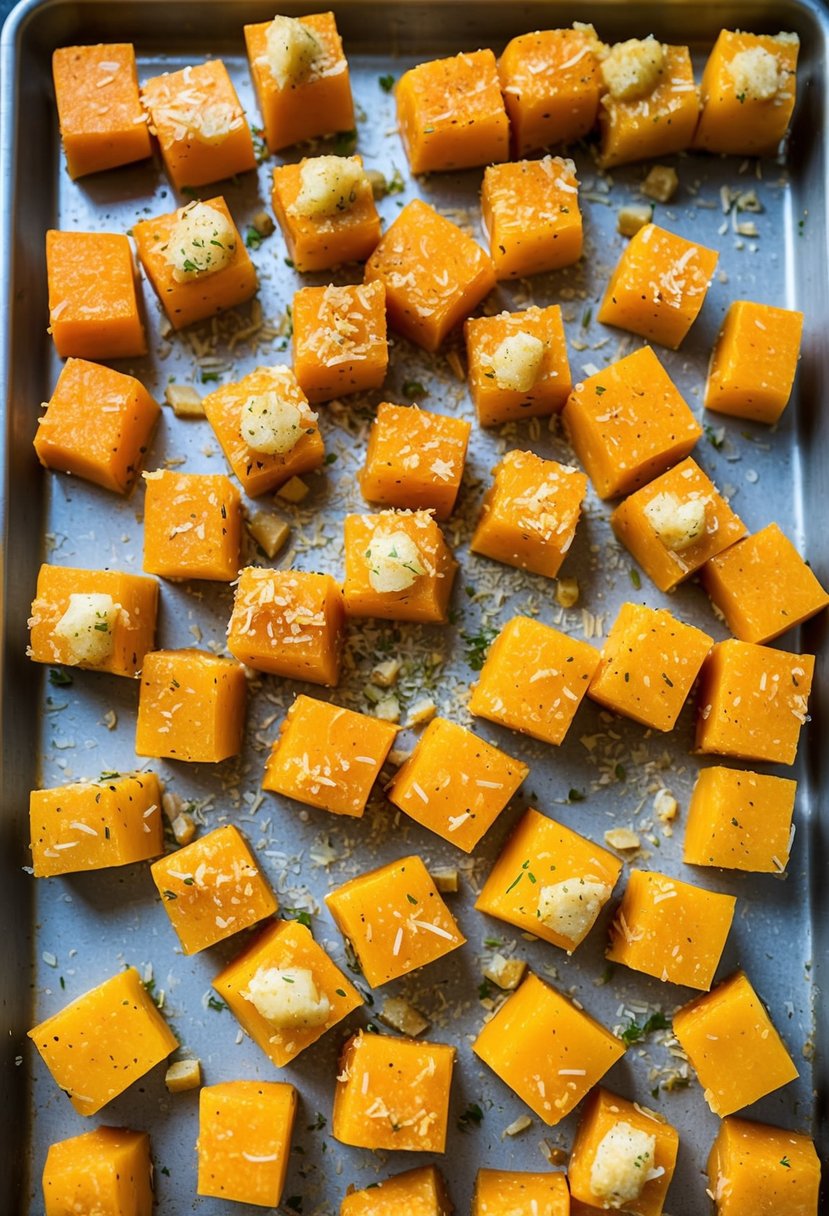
xmin=374 ymin=694 xmax=401 ymax=723
xmin=378 ymin=996 xmax=430 ymax=1036
xmin=605 ymin=827 xmax=641 ymax=851
xmin=276 ymin=475 xmax=309 ymax=504
xmin=407 ymin=696 xmax=437 ymax=727
xmin=654 ymin=788 xmax=678 ymax=822
xmin=502 ymin=1114 xmax=533 ymax=1137
xmin=601 ymin=37 xmax=666 ymax=101
xmin=617 ymin=203 xmax=653 ymax=237
xmin=365 ymin=530 xmax=425 ymax=593
xmin=644 ymin=492 xmax=707 ymax=552
xmin=241 ymin=389 xmax=307 ymax=456
xmin=431 ymin=867 xmax=459 ymax=894
xmin=642 ymin=165 xmax=678 ymax=203
xmin=727 ymin=46 xmax=783 ymax=101
xmin=164 ymin=383 xmax=205 ymax=418
xmin=292 ymin=155 xmax=367 ymax=218
xmin=491 ymin=331 xmax=545 ymax=393
xmin=54 ymin=594 xmax=119 ymax=666
xmin=243 ymin=966 xmax=330 ymax=1029
xmin=265 ymin=15 xmax=323 ymax=89
xmin=251 ymin=209 xmax=275 ymax=237
xmin=365 ymin=167 xmax=389 ymax=199
xmin=165 ymin=1058 xmax=202 ymax=1092
xmin=555 ymin=576 xmax=580 ymax=608
xmin=590 ymin=1121 xmax=656 ymax=1206
xmin=483 ymin=953 xmax=527 ymax=991
xmin=171 ymin=812 xmax=196 ymax=845
xmin=537 ymin=878 xmax=611 ymax=944
xmin=165 ymin=202 xmax=236 ymax=283
xmin=371 ymin=658 xmax=401 ymax=688
xmin=247 ymin=512 xmax=290 ymax=559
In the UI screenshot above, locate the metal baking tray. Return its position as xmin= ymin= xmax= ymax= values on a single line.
xmin=1 ymin=0 xmax=827 ymax=1212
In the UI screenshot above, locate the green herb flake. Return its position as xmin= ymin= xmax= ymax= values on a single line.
xmin=780 ymin=1156 xmax=791 ymax=1168
xmin=462 ymin=627 xmax=497 ymax=671
xmin=568 ymin=788 xmax=585 ymax=803
xmin=402 ymin=379 xmax=426 ymax=399
xmin=206 ymin=995 xmax=227 ymax=1013
xmin=378 ymin=73 xmax=395 ymax=92
xmin=333 ymin=129 xmax=357 ymax=156
xmin=245 ymin=226 xmax=264 ymax=250
xmin=629 ymin=568 xmax=642 ymax=590
xmin=620 ymin=1010 xmax=670 ymax=1046
xmin=457 ymin=1102 xmax=484 ymax=1132
xmin=49 ymin=668 xmax=73 ymax=687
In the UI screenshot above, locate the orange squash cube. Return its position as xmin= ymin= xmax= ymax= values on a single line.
xmin=482 ymin=156 xmax=582 ymax=280
xmin=707 ymin=1116 xmax=820 ymax=1216
xmin=227 ymin=568 xmax=345 ymax=684
xmin=272 ymin=155 xmax=381 ymax=273
xmin=244 ymin=12 xmax=355 ymax=153
xmin=611 ymin=457 xmax=746 ymax=592
xmin=28 ymin=967 xmax=177 ymax=1116
xmin=202 ymin=364 xmax=324 ymax=497
xmin=475 ymin=808 xmax=621 ymax=953
xmin=466 ymin=305 xmax=571 ymax=427
xmin=696 ymin=639 xmax=814 ymax=766
xmin=52 ymin=44 xmax=151 ymax=179
xmin=473 ymin=1169 xmax=569 ymax=1216
xmin=42 ymin=1127 xmax=152 ymax=1216
xmin=343 ymin=510 xmax=457 ymax=623
xmin=359 ymin=402 xmax=470 ymax=519
xmin=28 ymin=564 xmax=158 ymax=678
xmin=325 ymin=854 xmax=465 ymax=987
xmin=30 ymin=771 xmax=163 ymax=878
xmin=562 ymin=346 xmax=702 ymax=500
xmin=473 ymin=973 xmax=625 ymax=1125
xmin=388 ymin=717 xmax=528 ymax=853
xmin=34 ymin=358 xmax=159 ymax=495
xmin=142 ymin=470 xmax=241 ymax=581
xmin=396 ymin=49 xmax=508 ymax=174
xmin=141 ymin=60 xmax=256 ymax=190
xmin=132 ymin=196 xmax=256 ymax=331
xmin=598 ymin=42 xmax=700 ymax=168
xmin=672 ymin=971 xmax=798 ymax=1116
xmin=262 ymin=694 xmax=398 ymax=817
xmin=471 ymin=450 xmax=587 ymax=579
xmin=683 ymin=766 xmax=797 ymax=873
xmin=364 ymin=199 xmax=495 ymax=352
xmin=694 ymin=31 xmax=800 ymax=156
xmin=198 ymin=1080 xmax=296 ymax=1207
xmin=704 ymin=301 xmax=804 ymax=424
xmin=135 ymin=649 xmax=246 ymax=762
xmin=46 ymin=230 xmax=146 ymax=359
xmin=213 ymin=918 xmax=362 ymax=1067
xmin=598 ymin=224 xmax=718 ymax=350
xmin=292 ymin=281 xmax=388 ymax=403
xmin=469 ymin=616 xmax=600 ymax=746
xmin=333 ymin=1031 xmax=456 ymax=1152
xmin=151 ymin=824 xmax=277 ymax=955
xmin=342 ymin=1166 xmax=453 ymax=1216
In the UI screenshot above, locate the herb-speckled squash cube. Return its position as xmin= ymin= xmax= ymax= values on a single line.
xmin=359 ymin=402 xmax=470 ymax=520
xmin=135 ymin=649 xmax=246 ymax=762
xmin=704 ymin=301 xmax=803 ymax=424
xmin=598 ymin=42 xmax=700 ymax=168
xmin=683 ymin=766 xmax=797 ymax=874
xmin=52 ymin=44 xmax=152 ymax=178
xmin=342 ymin=1166 xmax=453 ymax=1216
xmin=707 ymin=1116 xmax=820 ymax=1216
xmin=46 ymin=230 xmax=146 ymax=360
xmin=198 ymin=1080 xmax=296 ymax=1207
xmin=473 ymin=1169 xmax=569 ymax=1216
xmin=42 ymin=1127 xmax=153 ymax=1216
xmin=292 ymin=281 xmax=387 ymax=403
xmin=272 ymin=155 xmax=381 ymax=273
xmin=142 ymin=469 xmax=242 ymax=581
xmin=481 ymin=156 xmax=582 ymax=279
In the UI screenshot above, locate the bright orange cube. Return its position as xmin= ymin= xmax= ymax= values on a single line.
xmin=694 ymin=31 xmax=800 ymax=156
xmin=198 ymin=1081 xmax=296 ymax=1207
xmin=683 ymin=766 xmax=797 ymax=874
xmin=142 ymin=470 xmax=241 ymax=581
xmin=482 ymin=156 xmax=582 ymax=280
xmin=43 ymin=1127 xmax=152 ymax=1216
xmin=473 ymin=1169 xmax=569 ymax=1216
xmin=466 ymin=305 xmax=572 ymax=427
xmin=272 ymin=155 xmax=381 ymax=273
xmin=135 ymin=649 xmax=246 ymax=762
xmin=598 ymin=42 xmax=700 ymax=168
xmin=364 ymin=199 xmax=495 ymax=352
xmin=292 ymin=281 xmax=388 ymax=403
xmin=359 ymin=402 xmax=470 ymax=519
xmin=52 ymin=44 xmax=151 ymax=178
xmin=46 ymin=230 xmax=146 ymax=359
xmin=343 ymin=510 xmax=458 ymax=623
xmin=342 ymin=1166 xmax=453 ymax=1216
xmin=707 ymin=1116 xmax=821 ymax=1216
xmin=705 ymin=301 xmax=804 ymax=424
xmin=598 ymin=224 xmax=718 ymax=350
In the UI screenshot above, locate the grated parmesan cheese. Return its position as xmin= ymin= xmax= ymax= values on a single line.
xmin=291 ymin=155 xmax=367 ymax=219
xmin=601 ymin=37 xmax=666 ymax=101
xmin=727 ymin=46 xmax=783 ymax=101
xmin=264 ymin=15 xmax=323 ymax=89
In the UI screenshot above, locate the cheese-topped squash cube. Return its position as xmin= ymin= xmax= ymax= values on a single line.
xmin=477 ymin=808 xmax=621 ymax=953
xmin=292 ymin=281 xmax=388 ymax=403
xmin=364 ymin=199 xmax=495 ymax=352
xmin=213 ymin=918 xmax=362 ymax=1067
xmin=42 ymin=1127 xmax=152 ymax=1216
xmin=333 ymin=1031 xmax=456 ymax=1152
xmin=704 ymin=301 xmax=804 ymax=424
xmin=466 ymin=305 xmax=571 ymax=427
xmin=325 ymin=854 xmax=465 ymax=987
xmin=683 ymin=766 xmax=797 ymax=873
xmin=136 ymin=649 xmax=246 ymax=762
xmin=707 ymin=1116 xmax=820 ymax=1216
xmin=198 ymin=1080 xmax=296 ymax=1207
xmin=473 ymin=1169 xmax=569 ymax=1216
xmin=52 ymin=44 xmax=151 ymax=179
xmin=598 ymin=224 xmax=718 ymax=349
xmin=694 ymin=31 xmax=800 ymax=155
xmin=28 ymin=967 xmax=177 ymax=1116
xmin=359 ymin=402 xmax=470 ymax=519
xmin=342 ymin=1166 xmax=453 ymax=1216
xmin=598 ymin=41 xmax=700 ymax=168
xmin=481 ymin=156 xmax=582 ymax=280
xmin=473 ymin=973 xmax=625 ymax=1125
xmin=46 ymin=230 xmax=146 ymax=359
xmin=263 ymin=694 xmax=398 ymax=817
xmin=343 ymin=510 xmax=457 ymax=623
xmin=142 ymin=469 xmax=242 ymax=581
xmin=672 ymin=971 xmax=798 ymax=1116
xmin=272 ymin=155 xmax=381 ymax=273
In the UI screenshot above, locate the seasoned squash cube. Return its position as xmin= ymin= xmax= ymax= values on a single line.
xmin=227 ymin=568 xmax=345 ymax=684
xmin=262 ymin=694 xmax=398 ymax=817
xmin=473 ymin=1169 xmax=569 ymax=1216
xmin=142 ymin=470 xmax=242 ymax=581
xmin=388 ymin=718 xmax=528 ymax=853
xmin=333 ymin=1030 xmax=455 ymax=1152
xmin=694 ymin=31 xmax=799 ymax=155
xmin=213 ymin=918 xmax=362 ymax=1067
xmin=707 ymin=1116 xmax=820 ymax=1216
xmin=469 ymin=616 xmax=600 ymax=746
xmin=598 ymin=224 xmax=718 ymax=349
xmin=359 ymin=402 xmax=470 ymax=519
xmin=325 ymin=854 xmax=465 ymax=987
xmin=473 ymin=973 xmax=625 ymax=1125
xmin=198 ymin=1080 xmax=296 ymax=1207
xmin=342 ymin=1166 xmax=453 ymax=1216
xmin=46 ymin=230 xmax=146 ymax=359
xmin=466 ymin=305 xmax=571 ymax=427
xmin=42 ymin=1127 xmax=152 ymax=1216
xmin=292 ymin=281 xmax=388 ymax=403
xmin=52 ymin=44 xmax=151 ymax=179
xmin=672 ymin=971 xmax=798 ymax=1115
xmin=28 ymin=967 xmax=177 ymax=1116
xmin=683 ymin=766 xmax=797 ymax=874
xmin=135 ymin=648 xmax=246 ymax=762
xmin=598 ymin=42 xmax=700 ymax=168
xmin=562 ymin=346 xmax=702 ymax=500
xmin=482 ymin=156 xmax=582 ymax=280
xmin=471 ymin=450 xmax=587 ymax=579
xmin=696 ymin=639 xmax=814 ymax=766
xmin=705 ymin=301 xmax=804 ymax=424
xmin=364 ymin=199 xmax=495 ymax=352
xmin=272 ymin=155 xmax=380 ymax=273
xmin=343 ymin=510 xmax=457 ymax=623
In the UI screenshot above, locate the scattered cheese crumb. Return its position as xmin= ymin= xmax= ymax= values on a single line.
xmin=502 ymin=1114 xmax=533 ymax=1138
xmin=165 ymin=202 xmax=236 ymax=283
xmin=555 ymin=576 xmax=580 ymax=608
xmin=276 ymin=475 xmax=309 ymax=504
xmin=644 ymin=492 xmax=707 ymax=551
xmin=601 ymin=37 xmax=666 ymax=101
xmin=251 ymin=209 xmax=275 ymax=238
xmin=642 ymin=165 xmax=678 ymax=202
xmin=165 ymin=1059 xmax=202 ymax=1092
xmin=406 ymin=696 xmax=437 ymax=727
xmin=483 ymin=952 xmax=527 ymax=991
xmin=491 ymin=331 xmax=545 ymax=393
xmin=378 ymin=996 xmax=430 ymax=1036
xmin=431 ymin=867 xmax=459 ymax=894
xmin=537 ymin=879 xmax=611 ymax=944
xmin=371 ymin=658 xmax=401 ymax=688
xmin=164 ymin=384 xmax=205 ymax=418
xmin=171 ymin=812 xmax=196 ymax=846
xmin=617 ymin=203 xmax=653 ymax=237
xmin=54 ymin=594 xmax=119 ymax=666
xmin=264 ymin=15 xmax=322 ymax=89
xmin=247 ymin=512 xmax=290 ymax=559
xmin=374 ymin=695 xmax=401 ymax=723
xmin=605 ymin=827 xmax=642 ymax=852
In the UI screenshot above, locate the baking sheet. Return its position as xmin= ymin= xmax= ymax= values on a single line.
xmin=1 ymin=1 xmax=828 ymax=1212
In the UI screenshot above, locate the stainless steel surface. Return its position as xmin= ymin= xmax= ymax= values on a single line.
xmin=2 ymin=1 xmax=828 ymax=1212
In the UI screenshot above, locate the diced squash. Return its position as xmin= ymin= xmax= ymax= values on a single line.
xmin=466 ymin=305 xmax=571 ymax=426
xmin=473 ymin=1168 xmax=569 ymax=1216
xmin=598 ymin=42 xmax=700 ymax=167
xmin=292 ymin=281 xmax=388 ymax=403
xmin=198 ymin=1080 xmax=296 ymax=1207
xmin=481 ymin=156 xmax=582 ymax=280
xmin=683 ymin=766 xmax=797 ymax=873
xmin=52 ymin=44 xmax=151 ymax=178
xmin=142 ymin=469 xmax=242 ymax=581
xmin=272 ymin=155 xmax=380 ymax=272
xmin=694 ymin=31 xmax=799 ymax=155
xmin=343 ymin=510 xmax=457 ymax=623
xmin=707 ymin=1116 xmax=820 ymax=1216
xmin=46 ymin=230 xmax=146 ymax=359
xmin=135 ymin=648 xmax=247 ymax=762
xmin=704 ymin=301 xmax=804 ymax=424
xmin=359 ymin=402 xmax=470 ymax=519
xmin=42 ymin=1127 xmax=152 ymax=1216
xmin=342 ymin=1166 xmax=453 ymax=1216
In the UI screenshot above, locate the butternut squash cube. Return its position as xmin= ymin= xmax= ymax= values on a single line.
xmin=46 ymin=230 xmax=146 ymax=359
xmin=142 ymin=470 xmax=241 ymax=581
xmin=342 ymin=1166 xmax=453 ymax=1216
xmin=30 ymin=771 xmax=163 ymax=877
xmin=471 ymin=450 xmax=587 ymax=579
xmin=683 ymin=766 xmax=797 ymax=873
xmin=325 ymin=854 xmax=465 ymax=987
xmin=704 ymin=301 xmax=804 ymax=424
xmin=707 ymin=1116 xmax=820 ymax=1216
xmin=227 ymin=568 xmax=345 ymax=684
xmin=482 ymin=156 xmax=582 ymax=280
xmin=364 ymin=199 xmax=495 ymax=352
xmin=696 ymin=639 xmax=814 ymax=765
xmin=198 ymin=1080 xmax=296 ymax=1207
xmin=611 ymin=457 xmax=746 ymax=592
xmin=473 ymin=1169 xmax=569 ymax=1216
xmin=466 ymin=305 xmax=571 ymax=427
xmin=151 ymin=824 xmax=277 ymax=955
xmin=262 ymin=694 xmax=398 ymax=817
xmin=598 ymin=43 xmax=700 ymax=168
xmin=396 ymin=49 xmax=508 ymax=173
xmin=28 ymin=967 xmax=177 ymax=1116
xmin=598 ymin=224 xmax=718 ymax=349
xmin=135 ymin=648 xmax=246 ymax=762
xmin=672 ymin=971 xmax=798 ymax=1115
xmin=244 ymin=12 xmax=355 ymax=153
xmin=562 ymin=346 xmax=702 ymax=500
xmin=292 ymin=281 xmax=388 ymax=403
xmin=588 ymin=602 xmax=713 ymax=731
xmin=469 ymin=616 xmax=600 ymax=746
xmin=333 ymin=1030 xmax=456 ymax=1152
xmin=213 ymin=918 xmax=362 ymax=1067
xmin=343 ymin=510 xmax=457 ymax=623
xmin=52 ymin=44 xmax=151 ymax=179
xmin=359 ymin=402 xmax=470 ymax=519
xmin=694 ymin=31 xmax=799 ymax=156
xmin=272 ymin=155 xmax=381 ymax=273
xmin=473 ymin=973 xmax=625 ymax=1125
xmin=388 ymin=718 xmax=528 ymax=853
xmin=42 ymin=1127 xmax=152 ymax=1216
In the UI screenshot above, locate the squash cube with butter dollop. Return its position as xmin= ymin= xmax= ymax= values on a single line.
xmin=135 ymin=649 xmax=246 ymax=762
xmin=481 ymin=156 xmax=583 ymax=280
xmin=598 ymin=41 xmax=700 ymax=168
xmin=343 ymin=510 xmax=457 ymax=623
xmin=292 ymin=280 xmax=388 ymax=403
xmin=694 ymin=31 xmax=799 ymax=156
xmin=359 ymin=402 xmax=470 ymax=520
xmin=42 ymin=1126 xmax=153 ymax=1216
xmin=198 ymin=1080 xmax=296 ymax=1206
xmin=272 ymin=155 xmax=380 ymax=273
xmin=683 ymin=766 xmax=797 ymax=873
xmin=466 ymin=305 xmax=571 ymax=427
xmin=707 ymin=1116 xmax=820 ymax=1216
